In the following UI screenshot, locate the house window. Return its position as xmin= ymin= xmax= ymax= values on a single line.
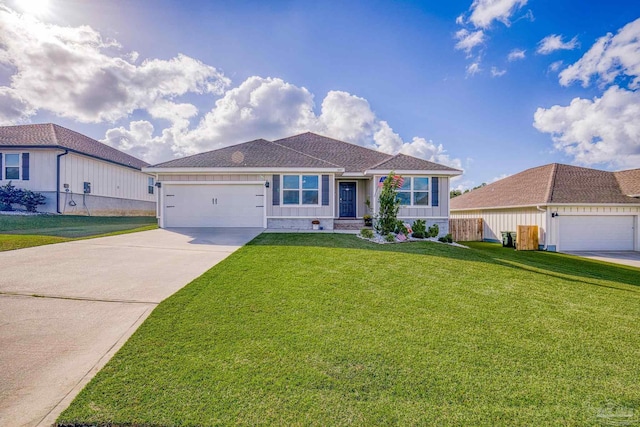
xmin=5 ymin=154 xmax=20 ymax=180
xmin=396 ymin=177 xmax=430 ymax=206
xmin=148 ymin=177 xmax=154 ymax=194
xmin=282 ymin=174 xmax=319 ymax=205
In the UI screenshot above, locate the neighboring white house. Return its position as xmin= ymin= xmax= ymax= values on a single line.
xmin=143 ymin=132 xmax=462 ymax=232
xmin=450 ymin=163 xmax=640 ymax=252
xmin=0 ymin=124 xmax=156 ymax=216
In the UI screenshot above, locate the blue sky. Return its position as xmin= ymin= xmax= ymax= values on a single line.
xmin=1 ymin=0 xmax=639 ymax=188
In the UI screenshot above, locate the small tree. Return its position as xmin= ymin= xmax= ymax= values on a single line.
xmin=0 ymin=181 xmax=22 ymax=211
xmin=376 ymin=173 xmax=403 ymax=235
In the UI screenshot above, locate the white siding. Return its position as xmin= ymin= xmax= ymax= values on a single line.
xmin=0 ymin=149 xmax=57 ymax=191
xmin=373 ymin=174 xmax=450 ymax=218
xmin=60 ymin=153 xmax=154 ymax=202
xmin=451 ymin=207 xmax=547 ymax=243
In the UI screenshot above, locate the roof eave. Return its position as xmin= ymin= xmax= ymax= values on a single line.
xmin=451 ymin=201 xmax=640 ymax=211
xmin=365 ymin=169 xmax=462 ymax=176
xmin=144 ymin=166 xmax=345 ymax=174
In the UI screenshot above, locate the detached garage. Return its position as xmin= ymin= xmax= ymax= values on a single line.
xmin=451 ymin=163 xmax=640 ymax=252
xmin=162 ymin=182 xmax=266 ymax=228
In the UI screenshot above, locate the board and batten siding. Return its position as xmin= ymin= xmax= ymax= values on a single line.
xmin=60 ymin=153 xmax=154 ymax=202
xmin=451 ymin=207 xmax=547 ymax=244
xmin=0 ymin=149 xmax=58 ymax=192
xmin=267 ymin=173 xmax=334 ymax=218
xmin=373 ymin=174 xmax=450 ymax=218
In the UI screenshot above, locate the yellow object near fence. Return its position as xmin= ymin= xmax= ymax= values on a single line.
xmin=516 ymin=225 xmax=539 ymax=251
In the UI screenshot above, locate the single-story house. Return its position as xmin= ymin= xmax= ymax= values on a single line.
xmin=450 ymin=163 xmax=640 ymax=252
xmin=0 ymin=124 xmax=156 ymax=215
xmin=143 ymin=132 xmax=462 ymax=232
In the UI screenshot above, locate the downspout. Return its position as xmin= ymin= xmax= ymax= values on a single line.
xmin=536 ymin=205 xmax=548 ymax=250
xmin=56 ymin=150 xmax=69 ymax=214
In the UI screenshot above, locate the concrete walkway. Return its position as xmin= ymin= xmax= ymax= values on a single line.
xmin=564 ymin=251 xmax=640 ymax=269
xmin=0 ymin=227 xmax=262 ymax=427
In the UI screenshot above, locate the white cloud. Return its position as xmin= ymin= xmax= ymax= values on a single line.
xmin=507 ymin=48 xmax=526 ymax=61
xmin=491 ymin=67 xmax=507 ymax=77
xmin=0 ymin=87 xmax=35 ymax=125
xmin=533 ymin=85 xmax=640 ymax=168
xmin=468 ymin=0 xmax=528 ymax=29
xmin=548 ymin=60 xmax=564 ymax=73
xmin=104 ymin=76 xmax=462 ymax=169
xmin=536 ymin=34 xmax=579 ymax=55
xmin=454 ymin=29 xmax=485 ymax=54
xmin=466 ymin=62 xmax=482 ymax=76
xmin=0 ymin=5 xmax=229 ymax=124
xmin=492 ymin=173 xmax=511 ymax=182
xmin=559 ymin=17 xmax=640 ymax=88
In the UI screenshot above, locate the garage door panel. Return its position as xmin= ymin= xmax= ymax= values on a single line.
xmin=560 ymin=216 xmax=634 ymax=251
xmin=164 ymin=184 xmax=264 ymax=228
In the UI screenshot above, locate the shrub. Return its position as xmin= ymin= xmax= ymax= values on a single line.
xmin=412 ymin=231 xmax=425 ymax=239
xmin=395 ymin=220 xmax=408 ymax=235
xmin=385 ymin=233 xmax=396 ymax=243
xmin=438 ymin=233 xmax=453 ymax=243
xmin=376 ymin=173 xmax=403 ymax=235
xmin=360 ymin=228 xmax=374 ymax=239
xmin=427 ymin=223 xmax=440 ymax=238
xmin=412 ymin=219 xmax=426 ymax=234
xmin=0 ymin=181 xmax=22 ymax=211
xmin=20 ymin=190 xmax=47 ymax=213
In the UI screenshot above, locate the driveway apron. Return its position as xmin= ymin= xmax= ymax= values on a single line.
xmin=0 ymin=227 xmax=262 ymax=427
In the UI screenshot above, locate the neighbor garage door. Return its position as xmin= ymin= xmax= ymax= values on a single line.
xmin=559 ymin=216 xmax=634 ymax=251
xmin=163 ymin=183 xmax=264 ymax=227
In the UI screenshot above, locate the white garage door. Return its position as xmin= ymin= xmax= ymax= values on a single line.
xmin=559 ymin=216 xmax=634 ymax=251
xmin=163 ymin=184 xmax=264 ymax=228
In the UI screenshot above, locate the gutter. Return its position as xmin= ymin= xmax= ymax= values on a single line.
xmin=56 ymin=149 xmax=69 ymax=214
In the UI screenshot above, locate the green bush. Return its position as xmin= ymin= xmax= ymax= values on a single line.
xmin=20 ymin=190 xmax=47 ymax=213
xmin=427 ymin=223 xmax=440 ymax=238
xmin=360 ymin=228 xmax=374 ymax=239
xmin=0 ymin=181 xmax=22 ymax=211
xmin=384 ymin=234 xmax=396 ymax=243
xmin=412 ymin=219 xmax=426 ymax=238
xmin=395 ymin=220 xmax=408 ymax=235
xmin=438 ymin=233 xmax=453 ymax=243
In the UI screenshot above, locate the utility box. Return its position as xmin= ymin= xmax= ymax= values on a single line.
xmin=83 ymin=182 xmax=91 ymax=194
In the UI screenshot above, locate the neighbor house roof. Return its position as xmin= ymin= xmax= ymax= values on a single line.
xmin=614 ymin=168 xmax=640 ymax=197
xmin=450 ymin=163 xmax=640 ymax=211
xmin=150 ymin=132 xmax=462 ymax=174
xmin=0 ymin=123 xmax=148 ymax=169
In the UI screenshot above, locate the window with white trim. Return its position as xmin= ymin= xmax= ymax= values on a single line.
xmin=148 ymin=177 xmax=155 ymax=194
xmin=282 ymin=174 xmax=319 ymax=205
xmin=4 ymin=154 xmax=20 ymax=180
xmin=396 ymin=177 xmax=430 ymax=206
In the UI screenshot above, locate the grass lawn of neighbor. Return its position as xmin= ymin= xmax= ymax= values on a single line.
xmin=0 ymin=215 xmax=157 ymax=251
xmin=58 ymin=234 xmax=640 ymax=426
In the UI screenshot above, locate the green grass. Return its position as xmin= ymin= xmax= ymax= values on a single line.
xmin=0 ymin=215 xmax=157 ymax=251
xmin=58 ymin=235 xmax=640 ymax=426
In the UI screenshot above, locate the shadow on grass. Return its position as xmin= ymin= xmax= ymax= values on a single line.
xmin=249 ymin=233 xmax=640 ymax=289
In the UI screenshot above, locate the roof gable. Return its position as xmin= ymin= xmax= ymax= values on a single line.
xmin=369 ymin=153 xmax=461 ymax=172
xmin=0 ymin=123 xmax=148 ymax=169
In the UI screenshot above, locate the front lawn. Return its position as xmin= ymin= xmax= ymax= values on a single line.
xmin=58 ymin=235 xmax=640 ymax=426
xmin=0 ymin=215 xmax=157 ymax=251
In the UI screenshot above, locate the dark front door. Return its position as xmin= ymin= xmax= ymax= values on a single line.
xmin=339 ymin=182 xmax=356 ymax=217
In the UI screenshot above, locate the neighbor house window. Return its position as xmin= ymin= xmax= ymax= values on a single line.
xmin=4 ymin=154 xmax=20 ymax=180
xmin=282 ymin=174 xmax=319 ymax=205
xmin=148 ymin=177 xmax=154 ymax=194
xmin=396 ymin=177 xmax=430 ymax=206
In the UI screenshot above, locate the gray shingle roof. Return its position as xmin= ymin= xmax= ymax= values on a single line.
xmin=614 ymin=168 xmax=640 ymax=196
xmin=370 ymin=153 xmax=461 ymax=172
xmin=0 ymin=123 xmax=148 ymax=169
xmin=151 ymin=132 xmax=460 ymax=174
xmin=153 ymin=138 xmax=340 ymax=168
xmin=450 ymin=163 xmax=640 ymax=210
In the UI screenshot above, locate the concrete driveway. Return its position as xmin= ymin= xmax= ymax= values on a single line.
xmin=0 ymin=227 xmax=262 ymax=427
xmin=564 ymin=251 xmax=640 ymax=269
